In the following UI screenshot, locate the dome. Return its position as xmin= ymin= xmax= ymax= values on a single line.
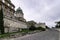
xmin=7 ymin=0 xmax=11 ymax=2
xmin=16 ymin=7 xmax=23 ymax=14
xmin=17 ymin=7 xmax=21 ymax=11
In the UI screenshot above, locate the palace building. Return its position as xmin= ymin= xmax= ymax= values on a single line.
xmin=0 ymin=0 xmax=27 ymax=33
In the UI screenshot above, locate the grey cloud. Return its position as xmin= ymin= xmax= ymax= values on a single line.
xmin=11 ymin=0 xmax=60 ymax=27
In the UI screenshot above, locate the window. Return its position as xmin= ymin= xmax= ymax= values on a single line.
xmin=5 ymin=6 xmax=7 ymax=9
xmin=3 ymin=0 xmax=5 ymax=3
xmin=12 ymin=7 xmax=14 ymax=9
xmin=8 ymin=4 xmax=10 ymax=6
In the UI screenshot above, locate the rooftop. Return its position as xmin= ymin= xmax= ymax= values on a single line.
xmin=16 ymin=7 xmax=23 ymax=14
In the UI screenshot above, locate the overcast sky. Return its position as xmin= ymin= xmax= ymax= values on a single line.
xmin=11 ymin=0 xmax=60 ymax=27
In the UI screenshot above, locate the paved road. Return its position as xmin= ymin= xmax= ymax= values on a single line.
xmin=13 ymin=30 xmax=59 ymax=40
xmin=1 ymin=29 xmax=59 ymax=40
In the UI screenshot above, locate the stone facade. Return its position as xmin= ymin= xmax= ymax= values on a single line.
xmin=0 ymin=0 xmax=27 ymax=33
xmin=35 ymin=23 xmax=46 ymax=28
xmin=27 ymin=21 xmax=46 ymax=28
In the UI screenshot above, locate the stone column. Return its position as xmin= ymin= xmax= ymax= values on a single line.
xmin=0 ymin=5 xmax=1 ymax=10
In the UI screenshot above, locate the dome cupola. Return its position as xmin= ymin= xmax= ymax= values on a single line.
xmin=16 ymin=7 xmax=23 ymax=15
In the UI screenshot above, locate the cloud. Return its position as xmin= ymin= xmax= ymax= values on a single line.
xmin=11 ymin=0 xmax=60 ymax=27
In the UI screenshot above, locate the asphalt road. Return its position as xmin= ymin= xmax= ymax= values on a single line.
xmin=13 ymin=30 xmax=59 ymax=40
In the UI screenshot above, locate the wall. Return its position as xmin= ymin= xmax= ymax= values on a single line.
xmin=4 ymin=18 xmax=27 ymax=32
xmin=15 ymin=13 xmax=23 ymax=18
xmin=35 ymin=23 xmax=46 ymax=28
xmin=4 ymin=18 xmax=27 ymax=28
xmin=0 ymin=5 xmax=1 ymax=10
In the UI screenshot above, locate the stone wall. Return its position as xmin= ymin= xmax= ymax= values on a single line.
xmin=0 ymin=5 xmax=1 ymax=10
xmin=0 ymin=0 xmax=28 ymax=33
xmin=4 ymin=18 xmax=27 ymax=28
xmin=15 ymin=13 xmax=23 ymax=18
xmin=35 ymin=23 xmax=46 ymax=28
xmin=4 ymin=18 xmax=27 ymax=32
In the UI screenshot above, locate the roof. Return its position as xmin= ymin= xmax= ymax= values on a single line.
xmin=0 ymin=1 xmax=15 ymax=12
xmin=16 ymin=7 xmax=23 ymax=14
xmin=17 ymin=7 xmax=22 ymax=11
xmin=5 ymin=0 xmax=15 ymax=8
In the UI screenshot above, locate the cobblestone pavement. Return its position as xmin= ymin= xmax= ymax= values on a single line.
xmin=1 ymin=30 xmax=59 ymax=40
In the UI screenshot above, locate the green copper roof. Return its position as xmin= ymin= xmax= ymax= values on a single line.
xmin=17 ymin=7 xmax=21 ymax=11
xmin=16 ymin=7 xmax=23 ymax=14
xmin=7 ymin=0 xmax=11 ymax=2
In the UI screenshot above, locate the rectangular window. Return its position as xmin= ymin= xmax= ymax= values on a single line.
xmin=8 ymin=4 xmax=10 ymax=6
xmin=3 ymin=0 xmax=5 ymax=3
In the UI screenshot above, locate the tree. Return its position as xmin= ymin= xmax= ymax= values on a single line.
xmin=27 ymin=20 xmax=36 ymax=27
xmin=55 ymin=21 xmax=60 ymax=28
xmin=0 ymin=7 xmax=4 ymax=34
xmin=27 ymin=20 xmax=37 ymax=30
xmin=29 ymin=25 xmax=36 ymax=31
xmin=46 ymin=26 xmax=50 ymax=29
xmin=36 ymin=27 xmax=46 ymax=31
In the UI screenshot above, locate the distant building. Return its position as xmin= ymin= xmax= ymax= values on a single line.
xmin=27 ymin=20 xmax=46 ymax=28
xmin=27 ymin=20 xmax=36 ymax=28
xmin=35 ymin=23 xmax=46 ymax=28
xmin=0 ymin=0 xmax=27 ymax=33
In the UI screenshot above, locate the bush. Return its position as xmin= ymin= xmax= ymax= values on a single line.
xmin=36 ymin=27 xmax=46 ymax=31
xmin=21 ymin=29 xmax=29 ymax=33
xmin=29 ymin=25 xmax=36 ymax=31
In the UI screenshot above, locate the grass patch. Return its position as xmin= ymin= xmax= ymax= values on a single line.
xmin=0 ymin=32 xmax=20 ymax=38
xmin=0 ymin=28 xmax=45 ymax=38
xmin=0 ymin=33 xmax=10 ymax=38
xmin=0 ymin=30 xmax=30 ymax=38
